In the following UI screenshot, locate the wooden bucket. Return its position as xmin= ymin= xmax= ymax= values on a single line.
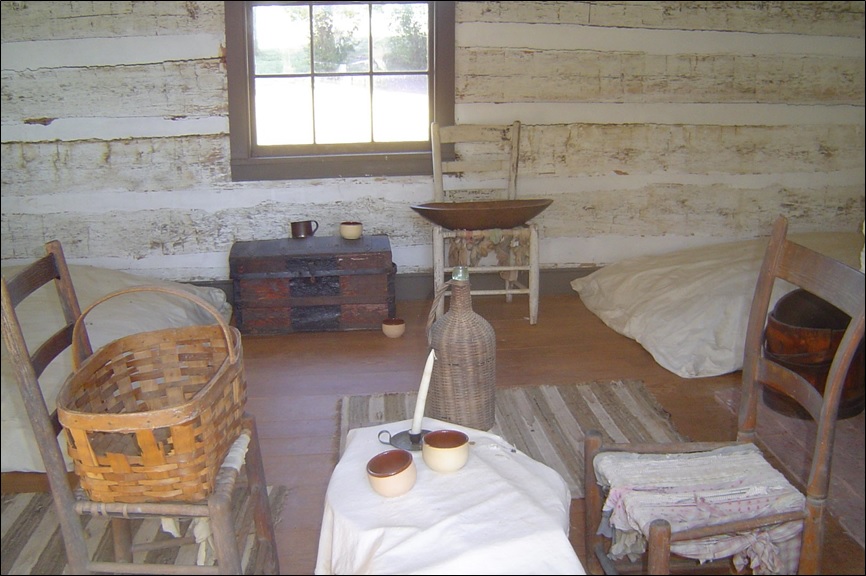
xmin=763 ymin=288 xmax=865 ymax=419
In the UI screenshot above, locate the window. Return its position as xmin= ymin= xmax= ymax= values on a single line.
xmin=225 ymin=1 xmax=455 ymax=181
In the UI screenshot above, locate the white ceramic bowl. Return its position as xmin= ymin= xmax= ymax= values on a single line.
xmin=422 ymin=429 xmax=470 ymax=473
xmin=340 ymin=221 xmax=363 ymax=240
xmin=382 ymin=317 xmax=406 ymax=338
xmin=367 ymin=449 xmax=416 ymax=497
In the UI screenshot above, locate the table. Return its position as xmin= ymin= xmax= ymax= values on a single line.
xmin=315 ymin=417 xmax=586 ymax=575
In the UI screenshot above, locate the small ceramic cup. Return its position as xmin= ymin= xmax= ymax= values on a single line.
xmin=382 ymin=317 xmax=406 ymax=338
xmin=367 ymin=449 xmax=416 ymax=497
xmin=340 ymin=221 xmax=363 ymax=240
xmin=422 ymin=429 xmax=470 ymax=473
xmin=290 ymin=220 xmax=318 ymax=238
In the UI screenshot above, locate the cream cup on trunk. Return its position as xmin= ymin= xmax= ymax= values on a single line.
xmin=340 ymin=221 xmax=363 ymax=240
xmin=421 ymin=429 xmax=469 ymax=473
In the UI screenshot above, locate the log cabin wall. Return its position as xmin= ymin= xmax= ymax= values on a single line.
xmin=1 ymin=1 xmax=863 ymax=282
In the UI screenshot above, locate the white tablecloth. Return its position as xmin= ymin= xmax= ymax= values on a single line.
xmin=315 ymin=417 xmax=586 ymax=575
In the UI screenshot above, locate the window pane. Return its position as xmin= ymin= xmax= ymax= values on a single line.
xmin=372 ymin=3 xmax=428 ymax=72
xmin=312 ymin=5 xmax=369 ymax=74
xmin=253 ymin=5 xmax=311 ymax=75
xmin=373 ymin=75 xmax=428 ymax=142
xmin=315 ymin=76 xmax=371 ymax=144
xmin=226 ymin=1 xmax=454 ymax=180
xmin=255 ymin=77 xmax=314 ymax=145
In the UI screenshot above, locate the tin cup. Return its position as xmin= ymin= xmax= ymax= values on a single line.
xmin=291 ymin=220 xmax=318 ymax=238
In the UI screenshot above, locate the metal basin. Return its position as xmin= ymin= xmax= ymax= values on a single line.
xmin=410 ymin=199 xmax=553 ymax=230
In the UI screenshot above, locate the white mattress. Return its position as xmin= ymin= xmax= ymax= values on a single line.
xmin=571 ymin=231 xmax=863 ymax=379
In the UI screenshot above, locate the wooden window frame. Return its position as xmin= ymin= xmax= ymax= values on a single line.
xmin=225 ymin=1 xmax=455 ymax=181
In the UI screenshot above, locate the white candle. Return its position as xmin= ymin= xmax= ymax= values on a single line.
xmin=411 ymin=349 xmax=437 ymax=435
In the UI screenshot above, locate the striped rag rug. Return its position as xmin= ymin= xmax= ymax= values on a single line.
xmin=340 ymin=379 xmax=685 ymax=499
xmin=1 ymin=484 xmax=287 ymax=575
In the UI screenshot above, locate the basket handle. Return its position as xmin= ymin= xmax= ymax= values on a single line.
xmin=71 ymin=285 xmax=236 ymax=369
xmin=426 ymin=279 xmax=456 ymax=345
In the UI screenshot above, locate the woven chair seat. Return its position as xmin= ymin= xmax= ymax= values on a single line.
xmin=594 ymin=443 xmax=804 ymax=574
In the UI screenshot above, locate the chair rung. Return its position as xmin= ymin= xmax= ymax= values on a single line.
xmin=88 ymin=561 xmax=220 ymax=575
xmin=444 ymin=265 xmax=529 ymax=273
xmin=443 ymin=288 xmax=530 ymax=297
xmin=75 ymin=500 xmax=211 ymax=518
xmin=131 ymin=536 xmax=197 ymax=553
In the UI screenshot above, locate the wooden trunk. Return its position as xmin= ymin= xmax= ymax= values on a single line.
xmin=230 ymin=235 xmax=396 ymax=334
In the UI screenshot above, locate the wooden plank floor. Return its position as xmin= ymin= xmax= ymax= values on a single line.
xmin=243 ymin=294 xmax=865 ymax=575
xmin=2 ymin=293 xmax=862 ymax=574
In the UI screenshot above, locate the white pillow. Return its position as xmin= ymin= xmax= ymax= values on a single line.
xmin=1 ymin=264 xmax=233 ymax=473
xmin=571 ymin=232 xmax=862 ymax=379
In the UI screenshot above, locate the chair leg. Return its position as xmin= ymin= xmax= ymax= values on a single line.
xmin=505 ymin=237 xmax=515 ymax=304
xmin=647 ymin=519 xmax=672 ymax=574
xmin=799 ymin=498 xmax=825 ymax=574
xmin=111 ymin=518 xmax=134 ymax=563
xmin=245 ymin=416 xmax=280 ymax=574
xmin=30 ymin=401 xmax=92 ymax=573
xmin=53 ymin=489 xmax=92 ymax=574
xmin=209 ymin=479 xmax=243 ymax=575
xmin=529 ymin=223 xmax=539 ymax=325
xmin=584 ymin=430 xmax=605 ymax=575
xmin=433 ymin=226 xmax=446 ymax=319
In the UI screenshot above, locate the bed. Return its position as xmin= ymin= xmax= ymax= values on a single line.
xmin=571 ymin=228 xmax=864 ymax=379
xmin=1 ymin=263 xmax=233 ymax=474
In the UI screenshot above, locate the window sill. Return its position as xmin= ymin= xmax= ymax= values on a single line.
xmin=229 ymin=151 xmax=434 ymax=181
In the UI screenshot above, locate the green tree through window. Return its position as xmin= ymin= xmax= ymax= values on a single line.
xmin=383 ymin=4 xmax=428 ymax=70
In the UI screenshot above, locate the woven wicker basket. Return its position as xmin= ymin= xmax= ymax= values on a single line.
xmin=57 ymin=285 xmax=246 ymax=504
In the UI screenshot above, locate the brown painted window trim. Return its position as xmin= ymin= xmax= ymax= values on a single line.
xmin=225 ymin=1 xmax=455 ymax=182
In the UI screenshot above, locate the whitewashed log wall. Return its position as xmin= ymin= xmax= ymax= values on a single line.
xmin=1 ymin=1 xmax=863 ymax=281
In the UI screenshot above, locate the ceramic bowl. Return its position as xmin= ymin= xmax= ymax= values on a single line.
xmin=340 ymin=221 xmax=363 ymax=240
xmin=366 ymin=449 xmax=416 ymax=497
xmin=382 ymin=317 xmax=406 ymax=338
xmin=422 ymin=429 xmax=470 ymax=473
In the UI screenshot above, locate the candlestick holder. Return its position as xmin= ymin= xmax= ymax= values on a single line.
xmin=378 ymin=428 xmax=431 ymax=451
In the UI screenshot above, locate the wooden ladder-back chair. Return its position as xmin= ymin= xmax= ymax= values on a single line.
xmin=584 ymin=215 xmax=865 ymax=575
xmin=0 ymin=240 xmax=279 ymax=575
xmin=430 ymin=121 xmax=542 ymax=324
